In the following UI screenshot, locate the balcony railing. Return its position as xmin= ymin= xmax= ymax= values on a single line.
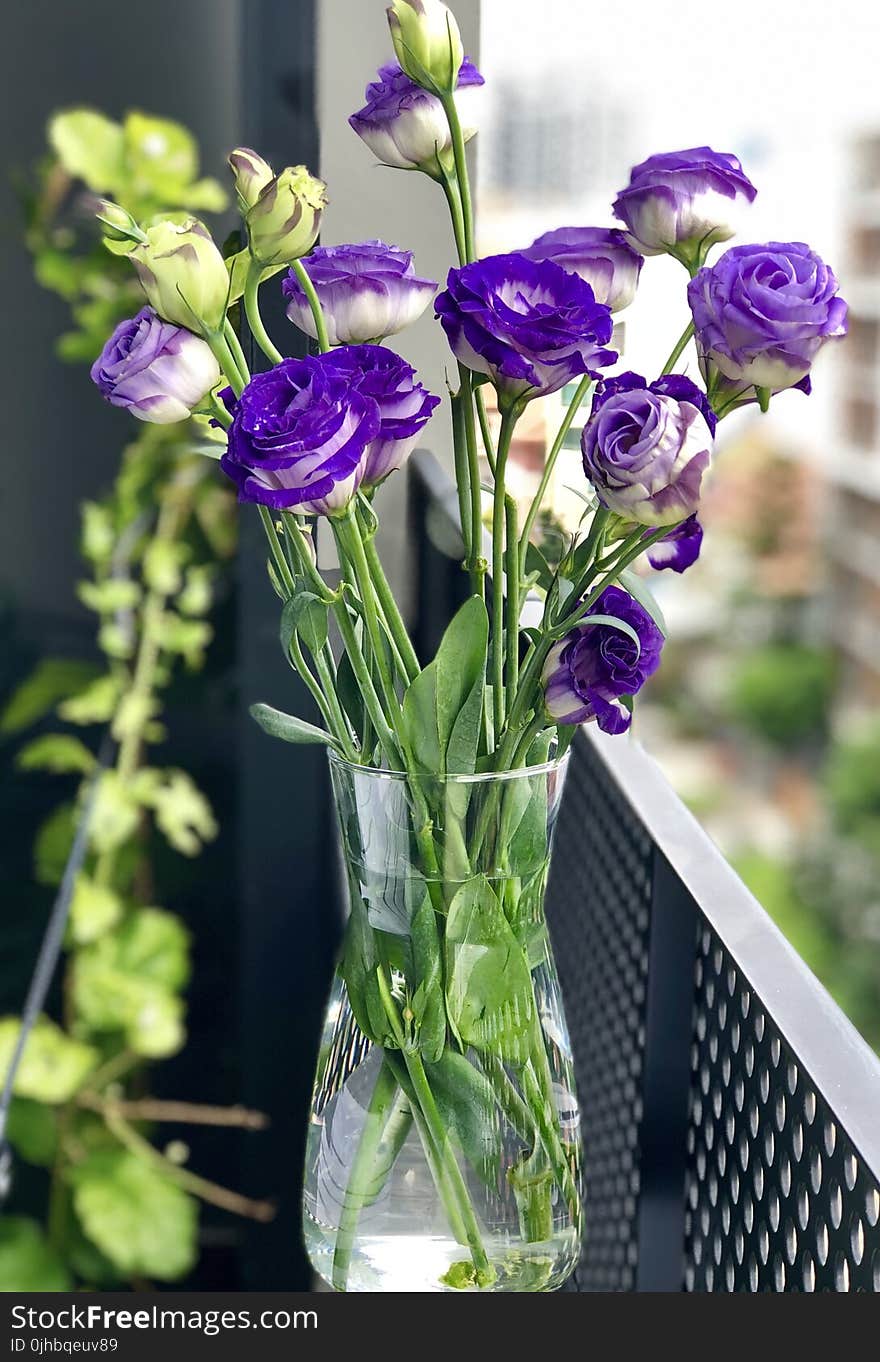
xmin=408 ymin=448 xmax=880 ymax=1293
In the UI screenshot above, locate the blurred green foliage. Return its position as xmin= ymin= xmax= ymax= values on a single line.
xmin=824 ymin=720 xmax=880 ymax=853
xmin=1 ymin=109 xmax=250 ymax=1290
xmin=727 ymin=643 xmax=836 ymax=751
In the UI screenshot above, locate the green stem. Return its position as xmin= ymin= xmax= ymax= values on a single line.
xmin=356 ymin=501 xmax=420 ymax=683
xmin=521 ymin=1057 xmax=582 ymax=1235
xmin=458 ymin=367 xmax=487 ymax=601
xmin=384 ymin=1054 xmax=468 ymax=1246
xmin=504 ymin=494 xmax=520 ymax=718
xmin=439 ymin=168 xmax=468 ymax=266
xmin=440 ymin=94 xmax=476 ymax=262
xmin=331 ymin=1063 xmax=400 ymax=1290
xmin=475 ymin=389 xmax=496 ymax=475
xmin=244 ymin=262 xmax=283 ymax=365
xmin=451 ymin=385 xmax=474 ymax=570
xmin=519 ymin=376 xmax=593 ymax=578
xmin=661 ymin=320 xmax=695 ymax=375
xmin=333 ymin=508 xmax=403 ymax=741
xmin=491 ymin=411 xmax=517 ymax=737
xmin=206 ymin=332 xmax=245 ymax=398
xmin=223 ymin=318 xmax=250 ymax=387
xmin=290 ymin=258 xmax=330 ymax=353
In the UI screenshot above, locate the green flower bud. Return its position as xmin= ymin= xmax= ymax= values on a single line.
xmin=227 ymin=147 xmax=274 ymax=213
xmin=245 ymin=166 xmax=327 ymax=267
xmin=387 ymin=0 xmax=463 ymax=93
xmin=129 ymin=217 xmax=230 ymax=333
xmin=95 ymin=198 xmax=145 ymax=244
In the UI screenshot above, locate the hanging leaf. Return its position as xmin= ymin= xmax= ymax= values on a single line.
xmin=619 ymin=566 xmax=668 ymax=636
xmin=444 ymin=876 xmax=535 ymax=1064
xmin=249 ymin=703 xmax=337 ymax=748
xmin=16 ymin=734 xmax=96 ymax=775
xmin=6 ymin=1099 xmax=58 ymax=1168
xmin=0 ymin=1218 xmax=71 ymax=1292
xmin=58 ymin=674 xmax=122 ymax=726
xmin=0 ymin=658 xmax=99 ymax=736
xmin=90 ymin=772 xmax=140 ymax=853
xmin=70 ymin=1150 xmax=198 ymax=1281
xmin=523 ymin=542 xmax=555 ymax=593
xmin=33 ymin=802 xmax=76 ymax=887
xmin=280 ymin=590 xmax=329 ymax=659
xmin=0 ymin=1016 xmax=97 ymax=1103
xmin=134 ymin=768 xmax=217 ymax=856
xmin=68 ymin=875 xmax=123 ymax=945
xmin=425 ymin=1051 xmax=503 ymax=1188
xmin=335 ymin=652 xmax=365 ymax=740
xmin=402 ymin=596 xmax=488 ymax=776
xmin=48 ymin=109 xmax=125 ymax=192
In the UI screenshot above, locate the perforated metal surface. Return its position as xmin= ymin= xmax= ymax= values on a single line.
xmin=685 ymin=923 xmax=880 ymax=1292
xmin=546 ymin=733 xmax=653 ymax=1292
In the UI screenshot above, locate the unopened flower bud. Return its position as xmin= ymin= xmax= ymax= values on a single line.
xmin=129 ymin=218 xmax=230 ymax=333
xmin=245 ymin=166 xmax=327 ymax=267
xmin=95 ymin=199 xmax=146 ymax=253
xmin=387 ymin=0 xmax=463 ymax=94
xmin=228 ymin=147 xmax=274 ymax=213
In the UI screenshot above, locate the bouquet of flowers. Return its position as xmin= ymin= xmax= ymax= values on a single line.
xmin=89 ymin=0 xmax=847 ymax=1293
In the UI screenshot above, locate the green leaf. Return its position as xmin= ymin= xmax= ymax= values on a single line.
xmin=280 ymin=590 xmax=329 ymax=658
xmin=81 ymin=501 xmax=115 ymax=565
xmin=250 ymin=703 xmax=336 ymax=748
xmin=58 ymin=673 xmax=122 ymax=725
xmin=133 ymin=768 xmax=217 ymax=856
xmin=143 ymin=539 xmax=188 ymax=594
xmin=48 ymin=109 xmax=125 ymax=192
xmin=153 ymin=613 xmax=212 ymax=667
xmin=445 ymin=876 xmax=535 ymax=1064
xmin=0 ymin=658 xmax=99 ymax=736
xmin=402 ymin=596 xmax=488 ymax=776
xmin=6 ymin=1099 xmax=58 ymax=1167
xmin=225 ymin=249 xmax=286 ymax=306
xmin=409 ymin=890 xmax=445 ymax=1063
xmin=339 ymin=875 xmax=395 ymax=1047
xmin=77 ymin=578 xmax=141 ymax=614
xmin=0 ymin=1016 xmax=97 ymax=1103
xmin=70 ymin=1150 xmax=197 ymax=1281
xmin=17 ymin=733 xmax=96 ymax=775
xmin=336 ymin=652 xmax=365 ymax=740
xmin=0 ymin=1218 xmax=71 ymax=1291
xmin=73 ymin=909 xmax=190 ymax=1058
xmin=524 ymin=542 xmax=555 ymax=593
xmin=34 ymin=802 xmax=76 ymax=886
xmin=575 ymin=612 xmax=642 ymax=658
xmin=89 ymin=772 xmax=140 ymax=853
xmin=425 ymin=1051 xmax=502 ymax=1187
xmin=68 ymin=875 xmax=123 ymax=944
xmin=123 ymin=112 xmax=199 ymax=198
xmin=619 ymin=566 xmax=668 ymax=636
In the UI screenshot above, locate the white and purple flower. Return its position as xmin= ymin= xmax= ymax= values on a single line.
xmin=582 ymin=371 xmax=714 ymax=527
xmin=688 ymin=241 xmax=848 ymax=395
xmin=522 ymin=227 xmax=643 ymax=313
xmin=90 ymin=307 xmax=220 ymax=425
xmin=647 ymin=515 xmax=704 ymax=573
xmin=542 ymin=586 xmax=664 ymax=735
xmin=282 ymin=242 xmax=437 ymax=345
xmin=349 ymin=58 xmax=484 ymax=174
xmin=613 ymin=147 xmax=757 ymax=260
xmin=435 ymin=252 xmax=616 ymax=406
xmin=323 ymin=345 xmax=440 ymax=486
xmin=219 ymin=347 xmax=439 ymax=514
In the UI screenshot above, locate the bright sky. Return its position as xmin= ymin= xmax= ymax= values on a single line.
xmin=480 ymin=0 xmax=880 ymax=454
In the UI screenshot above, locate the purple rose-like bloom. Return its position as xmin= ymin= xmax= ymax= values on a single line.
xmin=435 ymin=252 xmax=617 ymax=404
xmin=687 ymin=241 xmax=848 ymax=393
xmin=542 ymin=585 xmax=664 ymax=735
xmin=613 ymin=147 xmax=757 ymax=257
xmin=90 ymin=306 xmax=220 ymax=425
xmin=582 ymin=371 xmax=713 ymax=526
xmin=323 ymin=344 xmax=440 ymax=485
xmin=349 ymin=58 xmax=484 ymax=172
xmin=282 ymin=242 xmax=436 ymax=345
xmin=522 ymin=227 xmax=643 ymax=313
xmin=646 ymin=514 xmax=704 ymax=573
xmin=220 ymin=356 xmax=380 ymax=515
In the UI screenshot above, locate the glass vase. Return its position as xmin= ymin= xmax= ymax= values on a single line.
xmin=302 ymin=752 xmax=581 ymax=1293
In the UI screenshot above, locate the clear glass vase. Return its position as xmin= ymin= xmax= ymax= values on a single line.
xmin=302 ymin=752 xmax=581 ymax=1293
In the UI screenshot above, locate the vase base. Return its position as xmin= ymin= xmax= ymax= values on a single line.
xmin=304 ymin=1217 xmax=580 ymax=1293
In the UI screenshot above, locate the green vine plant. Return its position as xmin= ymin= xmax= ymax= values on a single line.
xmin=0 ymin=110 xmax=270 ymax=1292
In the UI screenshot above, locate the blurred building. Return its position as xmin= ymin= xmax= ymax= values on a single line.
xmin=827 ymin=132 xmax=880 ymax=707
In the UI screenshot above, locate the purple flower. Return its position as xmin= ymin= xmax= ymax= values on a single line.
xmin=219 ymin=356 xmax=380 ymax=515
xmin=542 ymin=585 xmax=664 ymax=735
xmin=90 ymin=307 xmax=220 ymax=425
xmin=647 ymin=515 xmax=703 ymax=573
xmin=323 ymin=344 xmax=440 ymax=486
xmin=349 ymin=58 xmax=484 ymax=173
xmin=613 ymin=147 xmax=757 ymax=258
xmin=282 ymin=242 xmax=436 ymax=345
xmin=522 ymin=227 xmax=643 ymax=313
xmin=435 ymin=252 xmax=616 ymax=405
xmin=687 ymin=241 xmax=848 ymax=394
xmin=582 ymin=371 xmax=713 ymax=526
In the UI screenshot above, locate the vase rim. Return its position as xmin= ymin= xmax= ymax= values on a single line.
xmin=326 ymin=747 xmax=570 ymax=785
